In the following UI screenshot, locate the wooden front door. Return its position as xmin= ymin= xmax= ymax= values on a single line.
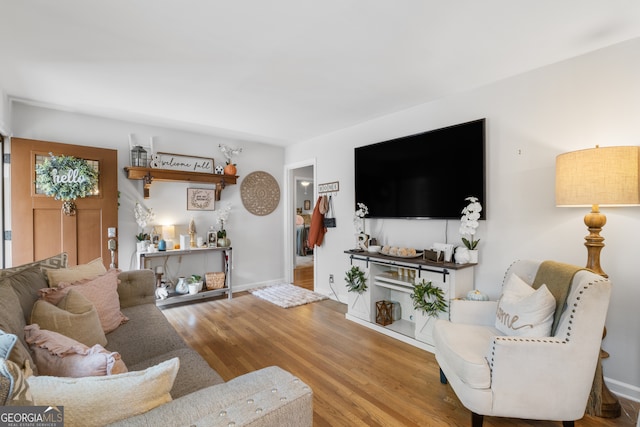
xmin=11 ymin=138 xmax=118 ymax=268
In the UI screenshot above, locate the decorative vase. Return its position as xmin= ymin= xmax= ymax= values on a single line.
xmin=223 ymin=164 xmax=237 ymax=175
xmin=175 ymin=277 xmax=189 ymax=294
xmin=136 ymin=241 xmax=147 ymax=252
xmin=468 ymin=249 xmax=479 ymax=264
xmin=217 ymin=237 xmax=230 ymax=247
xmin=454 ymin=247 xmax=470 ymax=264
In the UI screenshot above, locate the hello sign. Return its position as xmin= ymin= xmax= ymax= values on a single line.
xmin=52 ymin=168 xmax=88 ymax=184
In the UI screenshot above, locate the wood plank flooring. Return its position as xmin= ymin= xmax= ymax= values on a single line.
xmin=161 ymin=292 xmax=638 ymax=427
xmin=293 ymin=264 xmax=314 ymax=291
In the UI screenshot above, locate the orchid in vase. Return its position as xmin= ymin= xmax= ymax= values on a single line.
xmin=459 ymin=197 xmax=482 ymax=250
xmin=353 ymin=202 xmax=368 ymax=233
xmin=354 ymin=202 xmax=369 ymax=250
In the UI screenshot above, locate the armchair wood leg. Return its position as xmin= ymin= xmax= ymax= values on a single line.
xmin=562 ymin=421 xmax=574 ymax=427
xmin=471 ymin=412 xmax=484 ymax=427
xmin=439 ymin=368 xmax=447 ymax=384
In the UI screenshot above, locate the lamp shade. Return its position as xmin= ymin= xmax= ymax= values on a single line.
xmin=162 ymin=225 xmax=175 ymax=240
xmin=556 ymin=146 xmax=640 ymax=207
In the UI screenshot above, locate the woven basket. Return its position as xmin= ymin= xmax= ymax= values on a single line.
xmin=206 ymin=272 xmax=226 ymax=290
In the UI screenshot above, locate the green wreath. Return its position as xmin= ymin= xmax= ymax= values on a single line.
xmin=345 ymin=266 xmax=367 ymax=294
xmin=35 ymin=154 xmax=98 ymax=201
xmin=411 ymin=279 xmax=447 ymax=318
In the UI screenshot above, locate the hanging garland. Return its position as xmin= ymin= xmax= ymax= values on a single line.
xmin=35 ymin=154 xmax=98 ymax=201
xmin=35 ymin=154 xmax=98 ymax=215
xmin=411 ymin=280 xmax=447 ymax=318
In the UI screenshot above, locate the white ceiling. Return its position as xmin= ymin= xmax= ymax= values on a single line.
xmin=2 ymin=1 xmax=640 ymax=146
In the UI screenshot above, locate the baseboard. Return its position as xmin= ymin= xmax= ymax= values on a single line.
xmin=606 ymin=376 xmax=640 ymax=403
xmin=232 ymin=278 xmax=284 ymax=293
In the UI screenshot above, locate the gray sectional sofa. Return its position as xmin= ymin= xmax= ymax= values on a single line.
xmin=0 ymin=258 xmax=312 ymax=426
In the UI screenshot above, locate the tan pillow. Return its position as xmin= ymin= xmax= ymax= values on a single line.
xmin=27 ymin=358 xmax=179 ymax=427
xmin=0 ymin=252 xmax=68 ymax=279
xmin=0 ymin=331 xmax=34 ymax=406
xmin=2 ymin=265 xmax=50 ymax=324
xmin=47 ymin=257 xmax=107 ymax=288
xmin=24 ymin=324 xmax=127 ymax=377
xmin=0 ymin=283 xmax=35 ymax=372
xmin=40 ymin=269 xmax=128 ymax=333
xmin=30 ymin=290 xmax=107 ymax=347
xmin=0 ymin=358 xmax=34 ymax=406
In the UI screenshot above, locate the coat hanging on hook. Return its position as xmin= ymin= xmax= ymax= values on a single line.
xmin=308 ymin=196 xmax=327 ymax=248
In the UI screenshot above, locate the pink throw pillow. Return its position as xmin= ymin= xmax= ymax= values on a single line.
xmin=39 ymin=269 xmax=128 ymax=333
xmin=24 ymin=324 xmax=127 ymax=377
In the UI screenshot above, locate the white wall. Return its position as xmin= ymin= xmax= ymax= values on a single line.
xmin=285 ymin=37 xmax=640 ymax=400
xmin=0 ymin=89 xmax=9 ymax=135
xmin=10 ymin=103 xmax=286 ymax=290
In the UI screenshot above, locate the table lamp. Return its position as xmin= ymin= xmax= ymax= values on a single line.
xmin=555 ymin=145 xmax=640 ymax=277
xmin=162 ymin=225 xmax=176 ymax=250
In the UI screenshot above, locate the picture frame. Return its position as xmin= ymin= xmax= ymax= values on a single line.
xmin=304 ymin=199 xmax=311 ymax=210
xmin=187 ymin=188 xmax=216 ymax=211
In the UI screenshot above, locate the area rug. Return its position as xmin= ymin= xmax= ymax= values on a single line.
xmin=249 ymin=284 xmax=327 ymax=308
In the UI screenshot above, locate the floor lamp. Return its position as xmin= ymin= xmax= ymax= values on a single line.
xmin=556 ymin=145 xmax=640 ymax=418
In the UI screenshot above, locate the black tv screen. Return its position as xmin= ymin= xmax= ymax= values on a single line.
xmin=354 ymin=119 xmax=486 ymax=219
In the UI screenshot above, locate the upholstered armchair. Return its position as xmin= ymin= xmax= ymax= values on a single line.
xmin=434 ymin=260 xmax=612 ymax=427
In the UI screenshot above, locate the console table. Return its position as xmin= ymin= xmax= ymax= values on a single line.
xmin=344 ymin=250 xmax=475 ymax=352
xmin=137 ymin=247 xmax=232 ymax=306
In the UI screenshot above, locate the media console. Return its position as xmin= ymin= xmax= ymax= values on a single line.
xmin=344 ymin=250 xmax=475 ymax=353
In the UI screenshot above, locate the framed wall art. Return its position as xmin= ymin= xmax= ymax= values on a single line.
xmin=187 ymin=188 xmax=216 ymax=211
xmin=304 ymin=199 xmax=311 ymax=210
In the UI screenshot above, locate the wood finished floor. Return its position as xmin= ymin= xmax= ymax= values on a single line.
xmin=293 ymin=264 xmax=314 ymax=291
xmin=161 ymin=292 xmax=638 ymax=427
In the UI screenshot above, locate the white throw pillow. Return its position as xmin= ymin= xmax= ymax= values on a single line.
xmin=495 ymin=273 xmax=555 ymax=337
xmin=27 ymin=357 xmax=179 ymax=427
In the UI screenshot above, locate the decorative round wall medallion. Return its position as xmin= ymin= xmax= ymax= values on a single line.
xmin=241 ymin=171 xmax=280 ymax=216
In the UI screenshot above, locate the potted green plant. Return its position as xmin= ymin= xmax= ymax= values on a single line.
xmin=411 ymin=279 xmax=447 ymax=318
xmin=345 ymin=266 xmax=367 ymax=294
xmin=135 ymin=233 xmax=149 ymax=252
xmin=188 ymin=274 xmax=203 ymax=293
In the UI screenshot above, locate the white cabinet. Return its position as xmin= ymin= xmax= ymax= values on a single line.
xmin=344 ymin=250 xmax=474 ymax=353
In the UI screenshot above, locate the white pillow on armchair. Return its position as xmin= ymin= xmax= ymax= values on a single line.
xmin=495 ymin=273 xmax=555 ymax=337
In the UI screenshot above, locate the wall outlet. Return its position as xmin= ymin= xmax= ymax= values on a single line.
xmin=329 ymin=274 xmax=334 ymax=283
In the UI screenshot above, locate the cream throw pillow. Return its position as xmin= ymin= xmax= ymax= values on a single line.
xmin=27 ymin=358 xmax=178 ymax=427
xmin=31 ymin=290 xmax=107 ymax=347
xmin=495 ymin=273 xmax=556 ymax=337
xmin=47 ymin=258 xmax=107 ymax=288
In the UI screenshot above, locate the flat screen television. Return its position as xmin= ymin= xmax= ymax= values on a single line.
xmin=354 ymin=118 xmax=486 ymax=219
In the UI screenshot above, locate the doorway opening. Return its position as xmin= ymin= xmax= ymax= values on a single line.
xmin=285 ymin=160 xmax=315 ymax=290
